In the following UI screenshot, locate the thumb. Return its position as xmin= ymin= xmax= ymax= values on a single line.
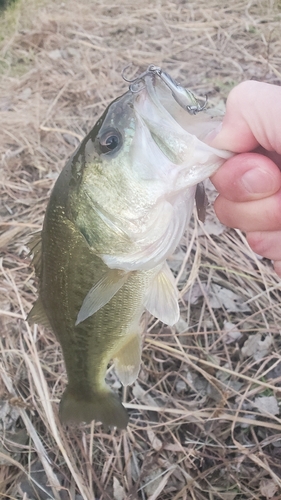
xmin=207 ymin=81 xmax=281 ymax=154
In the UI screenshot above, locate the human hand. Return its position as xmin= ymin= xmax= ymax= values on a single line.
xmin=209 ymin=81 xmax=281 ymax=277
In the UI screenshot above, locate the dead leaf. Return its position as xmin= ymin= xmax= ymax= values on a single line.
xmin=207 ymin=284 xmax=251 ymax=312
xmin=18 ymin=87 xmax=32 ymax=101
xmin=253 ymin=335 xmax=273 ymax=361
xmin=260 ymin=479 xmax=278 ymax=498
xmin=184 ymin=282 xmax=207 ymax=304
xmin=144 ymin=468 xmax=164 ymax=497
xmin=63 ymin=133 xmax=79 ymax=147
xmin=175 ymin=316 xmax=189 ymax=333
xmin=0 ymin=428 xmax=28 ymax=465
xmin=242 ymin=333 xmax=261 ymax=357
xmin=132 ymin=382 xmax=159 ymax=407
xmin=48 ymin=49 xmax=63 ymax=60
xmin=199 ymin=214 xmax=226 ymax=236
xmin=163 ymin=443 xmax=184 ymax=452
xmin=168 ymin=248 xmax=187 ymax=274
xmin=216 ymin=493 xmax=237 ymax=500
xmin=176 ymin=380 xmax=187 ymax=393
xmin=254 ymin=396 xmax=279 ymax=416
xmin=206 ymin=381 xmax=223 ymax=402
xmin=184 ymin=283 xmax=251 ymax=313
xmin=0 ymin=226 xmax=24 ymax=248
xmin=147 ymin=467 xmax=176 ymax=500
xmin=266 ymin=361 xmax=281 ymax=381
xmin=147 ymin=428 xmax=162 ymax=451
xmin=113 ymin=477 xmax=125 ymax=500
xmin=240 ymin=414 xmax=256 ymax=428
xmin=0 ymin=400 xmax=20 ymax=432
xmin=223 ymin=321 xmax=242 ymax=344
xmin=67 ymin=47 xmax=81 ymax=58
xmin=19 ymin=460 xmax=64 ymax=500
xmin=242 ymin=334 xmax=272 ymax=360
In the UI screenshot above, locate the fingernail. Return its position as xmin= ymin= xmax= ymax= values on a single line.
xmin=204 ymin=122 xmax=222 ymax=143
xmin=241 ymin=167 xmax=276 ymax=194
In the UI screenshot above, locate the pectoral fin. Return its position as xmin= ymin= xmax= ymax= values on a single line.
xmin=113 ymin=333 xmax=141 ymax=386
xmin=144 ymin=262 xmax=179 ymax=326
xmin=76 ymin=269 xmax=130 ymax=325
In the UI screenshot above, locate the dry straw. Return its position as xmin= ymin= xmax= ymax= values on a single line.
xmin=1 ymin=0 xmax=281 ymax=498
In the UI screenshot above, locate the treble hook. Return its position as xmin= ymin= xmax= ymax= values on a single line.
xmin=148 ymin=65 xmax=207 ymax=115
xmin=121 ymin=64 xmax=147 ymax=92
xmin=121 ymin=64 xmax=207 ymax=114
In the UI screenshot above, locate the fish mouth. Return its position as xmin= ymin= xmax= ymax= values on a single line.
xmin=130 ymin=66 xmax=208 ymax=135
xmin=131 ymin=71 xmax=199 ymax=169
xmin=130 ymin=66 xmax=231 ymax=171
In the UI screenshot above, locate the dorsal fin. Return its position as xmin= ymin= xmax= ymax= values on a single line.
xmin=28 ymin=232 xmax=42 ymax=277
xmin=27 ymin=298 xmax=51 ymax=329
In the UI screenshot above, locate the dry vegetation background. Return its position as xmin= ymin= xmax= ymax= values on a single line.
xmin=1 ymin=0 xmax=281 ymax=499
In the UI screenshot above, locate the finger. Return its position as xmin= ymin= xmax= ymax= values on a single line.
xmin=211 ymin=153 xmax=281 ymax=202
xmin=207 ymin=81 xmax=281 ymax=153
xmin=247 ymin=230 xmax=281 ymax=261
xmin=254 ymin=146 xmax=281 ymax=170
xmin=213 ymin=190 xmax=281 ymax=232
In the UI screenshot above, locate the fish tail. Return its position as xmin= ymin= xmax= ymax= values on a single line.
xmin=59 ymin=387 xmax=128 ymax=429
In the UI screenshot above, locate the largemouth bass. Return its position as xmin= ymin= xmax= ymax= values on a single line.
xmin=28 ymin=66 xmax=231 ymax=428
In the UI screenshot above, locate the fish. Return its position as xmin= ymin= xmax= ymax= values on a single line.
xmin=28 ymin=65 xmax=232 ymax=428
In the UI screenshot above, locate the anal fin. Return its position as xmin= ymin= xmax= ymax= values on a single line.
xmin=144 ymin=262 xmax=179 ymax=326
xmin=113 ymin=333 xmax=141 ymax=386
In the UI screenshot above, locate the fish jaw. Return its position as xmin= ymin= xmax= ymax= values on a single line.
xmin=133 ymin=72 xmax=232 ymax=187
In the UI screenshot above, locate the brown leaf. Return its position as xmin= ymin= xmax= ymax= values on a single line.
xmin=254 ymin=396 xmax=279 ymax=416
xmin=113 ymin=477 xmax=126 ymax=500
xmin=260 ymin=479 xmax=278 ymax=499
xmin=147 ymin=428 xmax=162 ymax=451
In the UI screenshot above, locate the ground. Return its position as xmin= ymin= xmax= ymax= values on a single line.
xmin=1 ymin=1 xmax=281 ymax=499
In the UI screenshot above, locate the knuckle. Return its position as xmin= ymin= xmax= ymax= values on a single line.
xmin=227 ymin=80 xmax=259 ymax=111
xmin=247 ymin=232 xmax=267 ymax=255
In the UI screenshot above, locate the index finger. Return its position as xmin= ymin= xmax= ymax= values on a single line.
xmin=208 ymin=81 xmax=281 ymax=154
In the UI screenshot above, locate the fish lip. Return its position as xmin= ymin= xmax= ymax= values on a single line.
xmin=132 ymin=73 xmax=189 ymax=166
xmin=134 ymin=70 xmax=187 ymax=134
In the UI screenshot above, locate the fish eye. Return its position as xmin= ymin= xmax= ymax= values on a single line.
xmin=98 ymin=128 xmax=122 ymax=155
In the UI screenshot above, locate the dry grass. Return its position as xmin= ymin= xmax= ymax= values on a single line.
xmin=1 ymin=0 xmax=281 ymax=498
